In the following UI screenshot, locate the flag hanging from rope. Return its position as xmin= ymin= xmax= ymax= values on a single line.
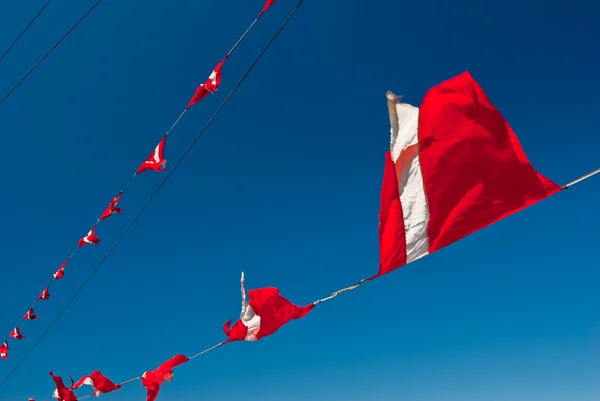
xmin=378 ymin=71 xmax=562 ymax=277
xmin=71 ymin=371 xmax=121 ymax=396
xmin=223 ymin=273 xmax=314 ymax=342
xmin=141 ymin=354 xmax=189 ymax=401
xmin=187 ymin=57 xmax=227 ymax=109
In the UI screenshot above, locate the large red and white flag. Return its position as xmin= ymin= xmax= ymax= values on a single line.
xmin=137 ymin=136 xmax=167 ymax=174
xmin=141 ymin=354 xmax=189 ymax=401
xmin=377 ymin=71 xmax=562 ymax=277
xmin=186 ymin=58 xmax=226 ymax=109
xmin=78 ymin=228 xmax=100 ymax=248
xmin=0 ymin=340 xmax=8 ymax=359
xmin=223 ymin=273 xmax=314 ymax=342
xmin=72 ymin=371 xmax=121 ymax=396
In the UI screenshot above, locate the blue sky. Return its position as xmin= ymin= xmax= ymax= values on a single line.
xmin=0 ymin=0 xmax=598 ymax=400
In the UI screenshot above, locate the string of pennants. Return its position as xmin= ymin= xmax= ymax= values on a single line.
xmin=3 ymin=1 xmax=599 ymax=401
xmin=0 ymin=0 xmax=277 ymax=361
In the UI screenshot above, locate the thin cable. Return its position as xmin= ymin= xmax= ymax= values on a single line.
xmin=0 ymin=0 xmax=306 ymax=388
xmin=0 ymin=0 xmax=104 ymax=106
xmin=0 ymin=0 xmax=54 ymax=64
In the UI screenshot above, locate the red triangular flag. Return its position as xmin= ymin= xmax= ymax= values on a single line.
xmin=38 ymin=286 xmax=50 ymax=300
xmin=49 ymin=372 xmax=77 ymax=401
xmin=0 ymin=340 xmax=8 ymax=359
xmin=54 ymin=260 xmax=68 ymax=280
xmin=258 ymin=0 xmax=276 ymax=17
xmin=223 ymin=273 xmax=313 ymax=342
xmin=99 ymin=193 xmax=123 ymax=221
xmin=137 ymin=136 xmax=167 ymax=174
xmin=186 ymin=58 xmax=226 ymax=109
xmin=78 ymin=227 xmax=100 ymax=248
xmin=10 ymin=326 xmax=25 ymax=340
xmin=24 ymin=308 xmax=39 ymax=320
xmin=72 ymin=371 xmax=121 ymax=396
xmin=141 ymin=354 xmax=189 ymax=401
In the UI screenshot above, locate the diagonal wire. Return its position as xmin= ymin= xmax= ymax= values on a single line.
xmin=0 ymin=0 xmax=307 ymax=389
xmin=0 ymin=0 xmax=104 ymax=106
xmin=0 ymin=0 xmax=54 ymax=64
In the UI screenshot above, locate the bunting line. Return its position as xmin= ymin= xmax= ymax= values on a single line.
xmin=0 ymin=0 xmax=306 ymax=389
xmin=0 ymin=0 xmax=281 ymax=370
xmin=0 ymin=0 xmax=54 ymax=64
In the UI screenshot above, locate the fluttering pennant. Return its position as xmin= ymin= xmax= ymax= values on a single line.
xmin=141 ymin=354 xmax=189 ymax=401
xmin=377 ymin=71 xmax=562 ymax=277
xmin=78 ymin=228 xmax=100 ymax=248
xmin=99 ymin=193 xmax=123 ymax=221
xmin=54 ymin=260 xmax=68 ymax=280
xmin=24 ymin=308 xmax=39 ymax=320
xmin=38 ymin=287 xmax=50 ymax=300
xmin=137 ymin=136 xmax=167 ymax=174
xmin=0 ymin=340 xmax=8 ymax=359
xmin=258 ymin=0 xmax=276 ymax=17
xmin=186 ymin=57 xmax=227 ymax=109
xmin=71 ymin=371 xmax=121 ymax=397
xmin=223 ymin=272 xmax=314 ymax=342
xmin=9 ymin=326 xmax=25 ymax=340
xmin=49 ymin=371 xmax=77 ymax=401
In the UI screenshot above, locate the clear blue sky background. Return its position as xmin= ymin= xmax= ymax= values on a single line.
xmin=0 ymin=0 xmax=598 ymax=400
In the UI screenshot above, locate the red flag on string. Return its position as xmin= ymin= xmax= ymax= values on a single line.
xmin=10 ymin=326 xmax=25 ymax=340
xmin=71 ymin=371 xmax=121 ymax=396
xmin=377 ymin=72 xmax=562 ymax=277
xmin=186 ymin=58 xmax=226 ymax=109
xmin=38 ymin=286 xmax=50 ymax=300
xmin=49 ymin=372 xmax=77 ymax=401
xmin=137 ymin=136 xmax=167 ymax=174
xmin=54 ymin=260 xmax=68 ymax=280
xmin=258 ymin=0 xmax=276 ymax=17
xmin=0 ymin=340 xmax=8 ymax=359
xmin=24 ymin=308 xmax=39 ymax=320
xmin=223 ymin=273 xmax=313 ymax=342
xmin=99 ymin=193 xmax=123 ymax=221
xmin=141 ymin=354 xmax=189 ymax=401
xmin=78 ymin=228 xmax=100 ymax=248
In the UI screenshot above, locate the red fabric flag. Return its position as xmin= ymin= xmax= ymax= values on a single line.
xmin=78 ymin=227 xmax=100 ymax=248
xmin=38 ymin=286 xmax=50 ymax=300
xmin=24 ymin=308 xmax=39 ymax=320
xmin=0 ymin=340 xmax=8 ymax=359
xmin=49 ymin=372 xmax=77 ymax=401
xmin=10 ymin=326 xmax=25 ymax=340
xmin=137 ymin=136 xmax=167 ymax=174
xmin=99 ymin=193 xmax=123 ymax=221
xmin=377 ymin=72 xmax=562 ymax=277
xmin=54 ymin=260 xmax=68 ymax=280
xmin=258 ymin=0 xmax=276 ymax=17
xmin=141 ymin=354 xmax=189 ymax=401
xmin=223 ymin=273 xmax=314 ymax=342
xmin=186 ymin=58 xmax=226 ymax=109
xmin=72 ymin=371 xmax=121 ymax=396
